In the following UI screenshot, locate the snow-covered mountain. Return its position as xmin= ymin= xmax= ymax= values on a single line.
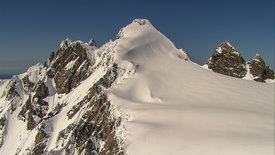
xmin=0 ymin=19 xmax=274 ymax=155
xmin=204 ymin=41 xmax=274 ymax=82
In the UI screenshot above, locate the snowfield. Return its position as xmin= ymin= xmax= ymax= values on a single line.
xmin=108 ymin=19 xmax=274 ymax=155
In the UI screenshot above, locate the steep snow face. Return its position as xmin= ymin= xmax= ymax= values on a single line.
xmin=108 ymin=20 xmax=274 ymax=155
xmin=115 ymin=19 xmax=188 ymax=63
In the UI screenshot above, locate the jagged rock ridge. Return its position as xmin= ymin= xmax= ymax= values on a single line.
xmin=248 ymin=54 xmax=274 ymax=82
xmin=206 ymin=41 xmax=274 ymax=82
xmin=206 ymin=41 xmax=247 ymax=78
xmin=0 ymin=36 xmax=132 ymax=154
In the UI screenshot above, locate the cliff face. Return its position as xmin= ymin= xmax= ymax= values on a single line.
xmin=206 ymin=41 xmax=247 ymax=78
xmin=248 ymin=54 xmax=274 ymax=82
xmin=206 ymin=41 xmax=274 ymax=82
xmin=0 ymin=37 xmax=131 ymax=154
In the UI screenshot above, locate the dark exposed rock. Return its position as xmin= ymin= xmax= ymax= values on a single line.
xmin=0 ymin=116 xmax=6 ymax=148
xmin=206 ymin=41 xmax=247 ymax=78
xmin=89 ymin=39 xmax=99 ymax=47
xmin=62 ymin=94 xmax=123 ymax=155
xmin=6 ymin=80 xmax=20 ymax=101
xmin=4 ymin=77 xmax=23 ymax=112
xmin=33 ymin=124 xmax=49 ymax=155
xmin=49 ymin=42 xmax=93 ymax=94
xmin=98 ymin=64 xmax=118 ymax=88
xmin=21 ymin=98 xmax=36 ymax=131
xmin=27 ymin=111 xmax=36 ymax=131
xmin=67 ymin=63 xmax=118 ymax=120
xmin=1 ymin=37 xmax=125 ymax=154
xmin=44 ymin=51 xmax=56 ymax=68
xmin=49 ymin=51 xmax=56 ymax=62
xmin=34 ymin=81 xmax=49 ymax=99
xmin=33 ymin=98 xmax=49 ymax=118
xmin=18 ymin=95 xmax=49 ymax=130
xmin=59 ymin=64 xmax=122 ymax=154
xmin=47 ymin=103 xmax=63 ymax=118
xmin=0 ymin=117 xmax=5 ymax=130
xmin=22 ymin=75 xmax=34 ymax=94
xmin=18 ymin=97 xmax=32 ymax=122
xmin=248 ymin=54 xmax=274 ymax=82
xmin=67 ymin=85 xmax=98 ymax=120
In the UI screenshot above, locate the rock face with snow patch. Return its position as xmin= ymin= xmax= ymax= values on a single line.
xmin=45 ymin=40 xmax=95 ymax=94
xmin=206 ymin=41 xmax=247 ymax=78
xmin=206 ymin=41 xmax=274 ymax=82
xmin=248 ymin=54 xmax=274 ymax=82
xmin=0 ymin=34 xmax=128 ymax=154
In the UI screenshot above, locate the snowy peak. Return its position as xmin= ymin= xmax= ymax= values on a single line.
xmin=59 ymin=38 xmax=72 ymax=49
xmin=131 ymin=19 xmax=152 ymax=26
xmin=251 ymin=53 xmax=264 ymax=63
xmin=116 ymin=19 xmax=153 ymax=39
xmin=115 ymin=18 xmax=189 ymax=62
xmin=248 ymin=54 xmax=274 ymax=82
xmin=88 ymin=38 xmax=99 ymax=47
xmin=206 ymin=41 xmax=246 ymax=78
xmin=206 ymin=42 xmax=274 ymax=82
xmin=214 ymin=41 xmax=239 ymax=55
xmin=45 ymin=39 xmax=99 ymax=94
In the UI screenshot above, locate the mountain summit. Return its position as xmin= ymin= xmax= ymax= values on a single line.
xmin=0 ymin=19 xmax=274 ymax=155
xmin=205 ymin=41 xmax=247 ymax=78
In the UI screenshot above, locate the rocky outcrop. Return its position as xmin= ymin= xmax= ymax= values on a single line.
xmin=0 ymin=36 xmax=128 ymax=154
xmin=34 ymin=81 xmax=49 ymax=99
xmin=206 ymin=41 xmax=274 ymax=82
xmin=206 ymin=41 xmax=247 ymax=78
xmin=0 ymin=116 xmax=6 ymax=147
xmin=32 ymin=123 xmax=51 ymax=154
xmin=62 ymin=93 xmax=123 ymax=155
xmin=248 ymin=54 xmax=274 ymax=82
xmin=46 ymin=40 xmax=96 ymax=94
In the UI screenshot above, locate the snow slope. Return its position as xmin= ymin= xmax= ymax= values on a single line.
xmin=108 ymin=19 xmax=274 ymax=155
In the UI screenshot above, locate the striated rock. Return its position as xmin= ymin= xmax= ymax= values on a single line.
xmin=99 ymin=63 xmax=118 ymax=88
xmin=5 ymin=78 xmax=21 ymax=101
xmin=49 ymin=42 xmax=93 ymax=94
xmin=22 ymin=75 xmax=34 ymax=94
xmin=33 ymin=123 xmax=50 ymax=154
xmin=4 ymin=76 xmax=22 ymax=112
xmin=34 ymin=81 xmax=49 ymax=99
xmin=88 ymin=38 xmax=99 ymax=47
xmin=60 ymin=93 xmax=123 ymax=155
xmin=0 ymin=116 xmax=6 ymax=148
xmin=206 ymin=41 xmax=247 ymax=78
xmin=248 ymin=54 xmax=274 ymax=82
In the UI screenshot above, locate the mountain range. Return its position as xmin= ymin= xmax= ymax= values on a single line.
xmin=0 ymin=19 xmax=274 ymax=155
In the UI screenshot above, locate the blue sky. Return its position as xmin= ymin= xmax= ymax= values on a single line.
xmin=0 ymin=0 xmax=274 ymax=75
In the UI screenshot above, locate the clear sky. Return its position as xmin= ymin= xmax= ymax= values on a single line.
xmin=0 ymin=0 xmax=274 ymax=75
